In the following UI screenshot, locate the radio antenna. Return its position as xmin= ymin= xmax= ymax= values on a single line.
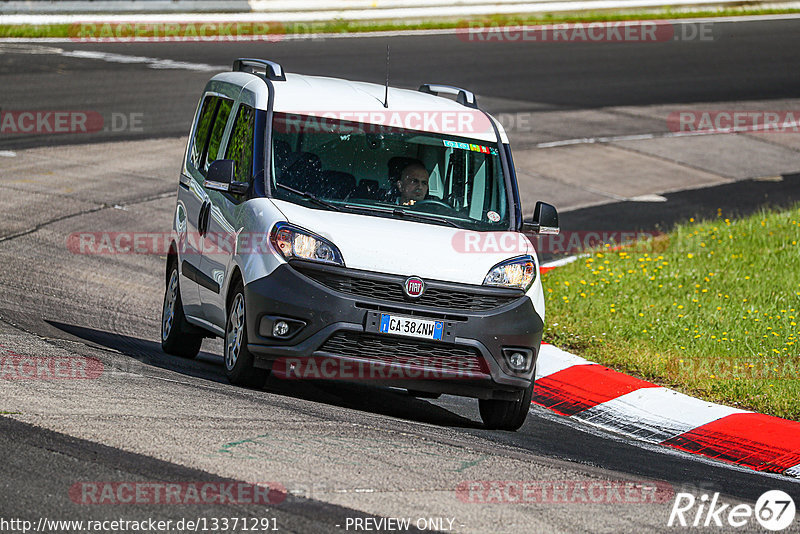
xmin=383 ymin=44 xmax=390 ymax=108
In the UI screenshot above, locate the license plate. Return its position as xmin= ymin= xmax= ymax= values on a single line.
xmin=379 ymin=314 xmax=444 ymax=341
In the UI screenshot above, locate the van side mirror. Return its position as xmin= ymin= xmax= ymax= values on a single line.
xmin=523 ymin=201 xmax=559 ymax=235
xmin=204 ymin=160 xmax=249 ymax=195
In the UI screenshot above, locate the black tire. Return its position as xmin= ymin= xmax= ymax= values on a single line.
xmin=161 ymin=261 xmax=203 ymax=358
xmin=224 ymin=281 xmax=268 ymax=389
xmin=478 ymin=380 xmax=534 ymax=431
xmin=407 ymin=389 xmax=442 ymax=399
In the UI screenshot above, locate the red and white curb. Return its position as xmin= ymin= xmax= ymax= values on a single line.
xmin=535 ymin=343 xmax=800 ymax=477
xmin=537 ymin=257 xmax=800 ymax=477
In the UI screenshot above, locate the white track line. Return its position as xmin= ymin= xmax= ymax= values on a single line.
xmin=61 ymin=49 xmax=225 ymax=71
xmin=0 ymin=44 xmax=227 ymax=71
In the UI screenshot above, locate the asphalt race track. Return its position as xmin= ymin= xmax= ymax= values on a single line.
xmin=1 ymin=18 xmax=799 ymax=533
xmin=2 ymin=17 xmax=800 ymax=149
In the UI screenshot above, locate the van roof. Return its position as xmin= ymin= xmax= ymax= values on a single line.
xmin=209 ymin=61 xmax=508 ymax=144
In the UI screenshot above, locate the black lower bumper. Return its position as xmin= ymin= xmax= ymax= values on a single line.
xmin=244 ymin=261 xmax=543 ymax=400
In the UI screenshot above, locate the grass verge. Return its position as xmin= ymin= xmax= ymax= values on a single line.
xmin=542 ymin=205 xmax=800 ymax=420
xmin=2 ymin=7 xmax=800 ymax=38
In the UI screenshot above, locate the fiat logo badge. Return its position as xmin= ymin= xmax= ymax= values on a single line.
xmin=404 ymin=276 xmax=425 ymax=299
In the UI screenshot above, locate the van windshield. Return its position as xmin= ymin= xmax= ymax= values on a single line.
xmin=270 ymin=112 xmax=510 ymax=230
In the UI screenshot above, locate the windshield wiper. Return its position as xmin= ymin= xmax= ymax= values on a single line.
xmin=343 ymin=204 xmax=461 ymax=228
xmin=397 ymin=210 xmax=462 ymax=228
xmin=274 ymin=183 xmax=341 ymax=212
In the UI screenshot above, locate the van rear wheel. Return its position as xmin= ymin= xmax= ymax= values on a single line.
xmin=161 ymin=264 xmax=203 ymax=358
xmin=479 ymin=381 xmax=534 ymax=431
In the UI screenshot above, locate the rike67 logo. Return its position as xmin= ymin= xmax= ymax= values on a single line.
xmin=668 ymin=490 xmax=796 ymax=530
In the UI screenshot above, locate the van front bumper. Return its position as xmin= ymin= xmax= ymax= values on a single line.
xmin=245 ymin=261 xmax=543 ymax=400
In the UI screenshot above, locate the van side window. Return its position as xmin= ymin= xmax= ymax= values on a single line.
xmin=190 ymin=95 xmax=217 ymax=170
xmin=226 ymin=104 xmax=255 ymax=185
xmin=203 ymin=97 xmax=234 ymax=173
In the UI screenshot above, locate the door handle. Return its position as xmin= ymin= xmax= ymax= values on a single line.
xmin=198 ymin=201 xmax=211 ymax=236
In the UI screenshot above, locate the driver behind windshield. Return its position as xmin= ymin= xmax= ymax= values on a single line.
xmin=396 ymin=161 xmax=429 ymax=205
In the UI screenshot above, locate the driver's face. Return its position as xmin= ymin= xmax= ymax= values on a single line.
xmin=398 ymin=167 xmax=429 ymax=203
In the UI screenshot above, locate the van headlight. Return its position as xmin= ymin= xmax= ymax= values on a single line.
xmin=270 ymin=222 xmax=345 ymax=266
xmin=483 ymin=255 xmax=536 ymax=291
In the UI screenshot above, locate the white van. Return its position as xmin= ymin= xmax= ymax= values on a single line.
xmin=161 ymin=58 xmax=559 ymax=430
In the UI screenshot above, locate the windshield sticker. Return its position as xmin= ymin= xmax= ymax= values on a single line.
xmin=443 ymin=139 xmax=498 ymax=155
xmin=487 ymin=211 xmax=501 ymax=222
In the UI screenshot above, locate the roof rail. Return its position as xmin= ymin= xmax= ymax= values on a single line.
xmin=233 ymin=58 xmax=286 ymax=82
xmin=418 ymin=84 xmax=478 ymax=109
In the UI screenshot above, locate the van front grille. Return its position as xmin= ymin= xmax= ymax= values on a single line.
xmin=293 ymin=264 xmax=522 ymax=311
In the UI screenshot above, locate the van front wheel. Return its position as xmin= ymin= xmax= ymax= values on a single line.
xmin=224 ymin=282 xmax=268 ymax=389
xmin=479 ymin=381 xmax=534 ymax=431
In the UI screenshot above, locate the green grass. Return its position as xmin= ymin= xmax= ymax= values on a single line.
xmin=542 ymin=205 xmax=800 ymax=420
xmin=2 ymin=8 xmax=800 ymax=38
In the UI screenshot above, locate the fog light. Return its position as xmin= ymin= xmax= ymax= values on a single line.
xmin=509 ymin=352 xmax=526 ymax=369
xmin=273 ymin=321 xmax=290 ymax=337
xmin=259 ymin=316 xmax=305 ymax=339
xmin=502 ymin=347 xmax=534 ymax=373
